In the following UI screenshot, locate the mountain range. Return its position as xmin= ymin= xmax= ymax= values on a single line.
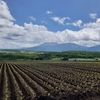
xmin=24 ymin=42 xmax=100 ymax=52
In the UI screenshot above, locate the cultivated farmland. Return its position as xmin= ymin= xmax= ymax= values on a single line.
xmin=0 ymin=62 xmax=100 ymax=100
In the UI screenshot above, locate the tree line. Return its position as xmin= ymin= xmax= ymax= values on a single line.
xmin=0 ymin=51 xmax=100 ymax=61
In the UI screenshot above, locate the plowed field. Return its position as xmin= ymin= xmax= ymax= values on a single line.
xmin=0 ymin=62 xmax=100 ymax=100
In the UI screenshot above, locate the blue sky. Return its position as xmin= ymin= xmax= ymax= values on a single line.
xmin=0 ymin=0 xmax=100 ymax=49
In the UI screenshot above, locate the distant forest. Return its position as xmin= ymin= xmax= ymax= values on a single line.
xmin=0 ymin=50 xmax=100 ymax=61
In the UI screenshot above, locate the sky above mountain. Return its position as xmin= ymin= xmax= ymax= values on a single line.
xmin=0 ymin=0 xmax=100 ymax=49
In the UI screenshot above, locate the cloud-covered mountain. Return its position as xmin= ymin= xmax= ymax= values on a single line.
xmin=24 ymin=42 xmax=87 ymax=52
xmin=24 ymin=42 xmax=100 ymax=52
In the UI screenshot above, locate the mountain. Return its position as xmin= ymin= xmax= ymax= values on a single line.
xmin=25 ymin=42 xmax=88 ymax=52
xmin=87 ymin=45 xmax=100 ymax=51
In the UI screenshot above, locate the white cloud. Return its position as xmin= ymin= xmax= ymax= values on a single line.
xmin=66 ymin=17 xmax=70 ymax=20
xmin=29 ymin=16 xmax=36 ymax=21
xmin=73 ymin=20 xmax=82 ymax=27
xmin=46 ymin=11 xmax=52 ymax=14
xmin=83 ymin=18 xmax=100 ymax=28
xmin=23 ymin=18 xmax=100 ymax=47
xmin=41 ymin=20 xmax=47 ymax=24
xmin=66 ymin=20 xmax=82 ymax=27
xmin=0 ymin=18 xmax=13 ymax=27
xmin=51 ymin=16 xmax=68 ymax=25
xmin=0 ymin=0 xmax=100 ymax=49
xmin=24 ymin=22 xmax=57 ymax=43
xmin=1 ymin=18 xmax=100 ymax=48
xmin=0 ymin=0 xmax=15 ymax=21
xmin=89 ymin=13 xmax=97 ymax=19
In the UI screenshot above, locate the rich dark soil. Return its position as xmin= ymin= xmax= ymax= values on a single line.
xmin=0 ymin=62 xmax=100 ymax=100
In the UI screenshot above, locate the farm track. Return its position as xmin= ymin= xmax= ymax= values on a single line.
xmin=0 ymin=62 xmax=100 ymax=100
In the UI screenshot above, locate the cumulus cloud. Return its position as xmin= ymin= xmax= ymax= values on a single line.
xmin=89 ymin=13 xmax=97 ymax=19
xmin=83 ymin=18 xmax=100 ymax=28
xmin=0 ymin=0 xmax=100 ymax=49
xmin=0 ymin=0 xmax=15 ymax=21
xmin=51 ymin=16 xmax=69 ymax=25
xmin=46 ymin=11 xmax=52 ymax=14
xmin=23 ymin=18 xmax=100 ymax=47
xmin=41 ymin=20 xmax=47 ymax=24
xmin=73 ymin=20 xmax=82 ymax=27
xmin=66 ymin=20 xmax=82 ymax=27
xmin=29 ymin=16 xmax=36 ymax=21
xmin=24 ymin=22 xmax=57 ymax=43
